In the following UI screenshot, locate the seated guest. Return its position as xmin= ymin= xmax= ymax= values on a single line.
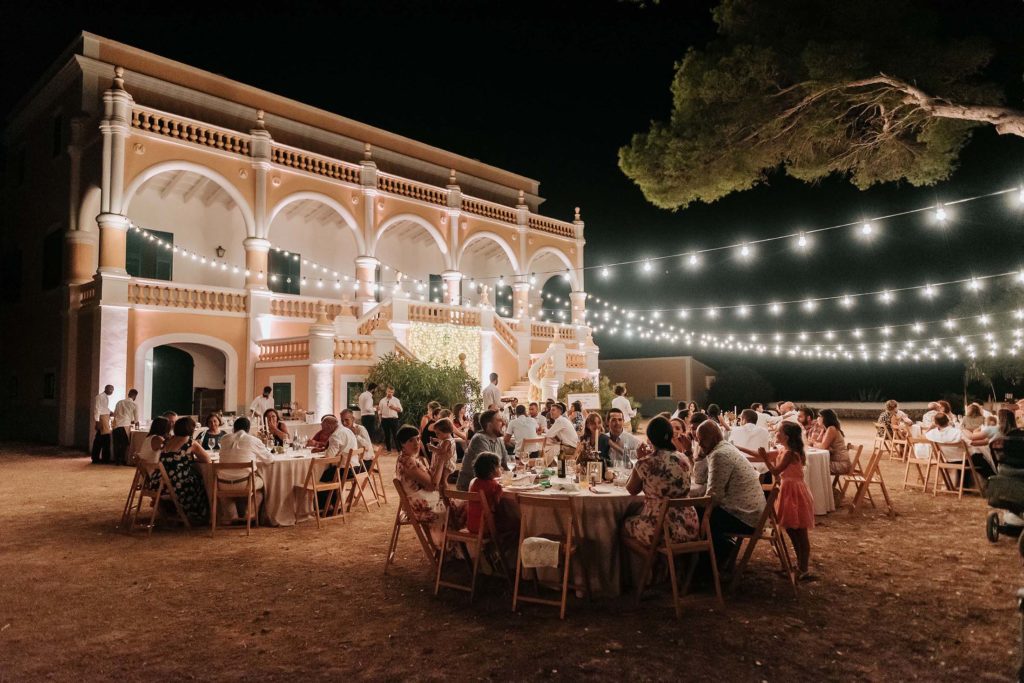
xmin=138 ymin=417 xmax=171 ymax=465
xmin=670 ymin=401 xmax=688 ymax=421
xmin=706 ymin=404 xmax=729 ymax=439
xmin=307 ymin=415 xmax=339 ymax=451
xmin=797 ymin=406 xmax=824 ymax=443
xmin=529 ymin=401 xmax=547 ymax=433
xmin=341 ymin=409 xmax=376 ymax=472
xmin=420 ymin=405 xmax=443 ymax=461
xmin=876 ymin=399 xmax=911 ymax=437
xmin=568 ymin=400 xmax=586 ymax=436
xmin=811 ymin=408 xmax=849 ymax=475
xmin=577 ymin=413 xmax=613 ymax=478
xmin=543 ymin=402 xmax=579 ymax=463
xmin=466 ymin=453 xmax=513 ymax=537
xmin=751 ymin=403 xmax=770 ymax=429
xmin=161 ymin=411 xmax=179 ymax=430
xmin=961 ymin=403 xmax=985 ymax=436
xmin=600 ymin=408 xmax=639 ymax=465
xmin=937 ymin=400 xmax=953 ymax=416
xmin=670 ymin=417 xmax=692 ymax=460
xmin=198 ymin=413 xmax=226 ymax=451
xmin=688 ymin=412 xmax=711 ymax=489
xmin=686 ymin=401 xmax=700 ymax=415
xmin=921 ymin=402 xmax=942 ymax=430
xmin=395 ymin=424 xmax=448 ymax=542
xmin=324 ymin=414 xmax=358 ymax=464
xmin=927 ymin=413 xmax=994 ymax=480
xmin=456 ymin=409 xmax=507 ymax=491
xmin=428 ymin=417 xmax=459 ymax=483
xmin=730 ymin=409 xmax=770 ymax=453
xmin=622 ymin=417 xmax=699 ymax=547
xmin=506 ymin=404 xmax=542 ymax=458
xmin=694 ymin=420 xmax=766 ymax=564
xmin=766 ymin=401 xmax=798 ymax=426
xmin=155 ymin=416 xmax=211 ymax=524
xmin=974 ymin=414 xmax=1001 ymax=443
xmin=420 ymin=401 xmax=442 ymax=432
xmin=216 ymin=417 xmax=273 ymax=518
xmin=264 ymin=408 xmax=290 ymax=446
xmin=452 ymin=403 xmax=471 ymax=441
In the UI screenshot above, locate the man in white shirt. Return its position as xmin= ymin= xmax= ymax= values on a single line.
xmin=921 ymin=402 xmax=942 ymax=430
xmin=600 ymin=407 xmax=638 ymax=464
xmin=216 ymin=417 xmax=274 ymax=518
xmin=482 ymin=373 xmax=503 ymax=411
xmin=358 ymin=382 xmax=378 ymax=442
xmin=325 ymin=415 xmax=359 ymax=470
xmin=925 ymin=413 xmax=966 ymax=462
xmin=751 ymin=403 xmax=770 ymax=429
xmin=341 ymin=409 xmax=375 ymax=472
xmin=529 ymin=401 xmax=547 ymax=433
xmin=249 ymin=386 xmax=275 ymax=419
xmin=545 ymin=402 xmax=579 ymax=460
xmin=378 ymin=386 xmax=403 ymax=452
xmin=91 ymin=384 xmax=114 ymax=464
xmin=111 ymin=389 xmax=140 ymax=465
xmin=611 ymin=385 xmax=636 ymax=433
xmin=766 ymin=401 xmax=797 ymax=426
xmin=506 ymin=404 xmax=541 ymax=456
xmin=670 ymin=401 xmax=688 ymax=421
xmin=729 ymin=409 xmax=770 ymax=453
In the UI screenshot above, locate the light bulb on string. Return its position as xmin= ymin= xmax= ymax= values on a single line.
xmin=796 ymin=232 xmax=808 ymax=250
xmin=802 ymin=299 xmax=817 ymax=313
xmin=935 ymin=204 xmax=948 ymax=222
xmin=922 ymin=284 xmax=936 ymax=299
xmin=738 ymin=243 xmax=751 ymax=259
xmin=967 ymin=277 xmax=983 ymax=291
xmin=861 ymin=222 xmax=873 ymax=237
xmin=769 ymin=302 xmax=781 ymax=315
xmin=840 ymin=295 xmax=854 ymax=308
xmin=600 ymin=267 xmax=610 ymax=278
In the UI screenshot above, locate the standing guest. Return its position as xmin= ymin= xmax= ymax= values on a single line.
xmin=198 ymin=413 xmax=226 ymax=451
xmin=456 ymin=409 xmax=507 ymax=491
xmin=264 ymin=408 xmax=290 ymax=446
xmin=506 ymin=404 xmax=541 ymax=458
xmin=529 ymin=402 xmax=548 ymax=433
xmin=395 ymin=425 xmax=448 ymax=543
xmin=358 ymin=382 xmax=378 ymax=441
xmin=694 ymin=421 xmax=766 ymax=564
xmin=216 ymin=417 xmax=273 ymax=519
xmin=601 ymin=408 xmax=639 ymax=464
xmin=877 ymin=399 xmax=912 ymax=437
xmin=544 ymin=402 xmax=579 ymax=461
xmin=420 ymin=405 xmax=443 ymax=460
xmin=729 ymin=409 xmax=770 ymax=453
xmin=612 ymin=385 xmax=636 ymax=432
xmin=155 ymin=416 xmax=211 ymax=525
xmin=811 ymin=408 xmax=849 ymax=475
xmin=378 ymin=386 xmax=403 ymax=452
xmin=249 ymin=386 xmax=275 ymax=419
xmin=797 ymin=406 xmax=824 ymax=443
xmin=507 ymin=397 xmax=520 ymax=422
xmin=670 ymin=401 xmax=688 ymax=421
xmin=91 ymin=384 xmax=115 ymax=464
xmin=306 ymin=415 xmax=338 ymax=450
xmin=482 ymin=373 xmax=503 ymax=411
xmin=622 ymin=416 xmax=699 ymax=547
xmin=568 ymin=400 xmax=586 ymax=436
xmin=138 ymin=417 xmax=171 ymax=465
xmin=466 ymin=453 xmax=514 ymax=537
xmin=341 ymin=409 xmax=376 ymax=472
xmin=752 ymin=422 xmax=815 ymax=580
xmin=111 ymin=388 xmax=140 ymax=465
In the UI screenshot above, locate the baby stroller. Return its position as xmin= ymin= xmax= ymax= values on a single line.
xmin=984 ymin=437 xmax=1024 ymax=545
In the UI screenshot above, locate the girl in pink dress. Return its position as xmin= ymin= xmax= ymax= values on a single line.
xmin=755 ymin=421 xmax=815 ymax=579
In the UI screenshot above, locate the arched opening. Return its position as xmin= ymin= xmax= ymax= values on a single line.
xmin=526 ymin=247 xmax=579 ymax=322
xmin=457 ymin=232 xmax=519 ymax=315
xmin=265 ymin=193 xmax=362 ymax=296
xmin=121 ymin=164 xmax=252 ymax=289
xmin=374 ymin=215 xmax=448 ymax=301
xmin=145 ymin=342 xmax=227 ymax=421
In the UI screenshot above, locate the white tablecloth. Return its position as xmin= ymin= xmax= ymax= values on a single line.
xmin=752 ymin=447 xmax=833 ymax=515
xmin=200 ymin=450 xmax=317 ymax=527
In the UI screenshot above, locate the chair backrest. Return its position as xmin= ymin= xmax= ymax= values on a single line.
xmin=859 ymin=443 xmax=885 ymax=478
xmin=846 ymin=443 xmax=864 ymax=472
xmin=517 ymin=494 xmax=577 ymax=541
xmin=442 ymin=488 xmax=497 ymax=538
xmin=305 ymin=453 xmax=344 ymax=485
xmin=927 ymin=439 xmax=962 ymax=464
xmin=652 ymin=496 xmax=713 ymax=549
xmin=393 ymin=477 xmax=420 ymax=522
xmin=521 ymin=437 xmax=547 ymax=454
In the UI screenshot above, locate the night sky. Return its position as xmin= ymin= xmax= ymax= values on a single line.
xmin=4 ymin=0 xmax=1023 ymax=401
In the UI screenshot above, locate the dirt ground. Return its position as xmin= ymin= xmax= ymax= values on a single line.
xmin=0 ymin=420 xmax=1020 ymax=682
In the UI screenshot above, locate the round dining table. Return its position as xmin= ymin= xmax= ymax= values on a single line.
xmin=499 ymin=479 xmax=643 ymax=598
xmin=198 ymin=449 xmax=318 ymax=527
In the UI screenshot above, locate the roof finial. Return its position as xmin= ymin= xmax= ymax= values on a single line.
xmin=255 ymin=109 xmax=266 ymax=129
xmin=574 ymin=206 xmax=581 ymax=221
xmin=518 ymin=189 xmax=525 ymax=205
xmin=113 ymin=66 xmax=125 ymax=90
xmin=449 ymin=168 xmax=457 ymax=185
xmin=363 ymin=143 xmax=373 ymax=161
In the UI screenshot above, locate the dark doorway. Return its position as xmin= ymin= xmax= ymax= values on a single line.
xmin=152 ymin=345 xmax=194 ymax=418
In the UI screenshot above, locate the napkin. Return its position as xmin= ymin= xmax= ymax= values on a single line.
xmin=521 ymin=537 xmax=561 ymax=568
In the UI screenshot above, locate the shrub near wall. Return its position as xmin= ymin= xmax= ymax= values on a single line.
xmin=366 ymin=353 xmax=482 ymax=426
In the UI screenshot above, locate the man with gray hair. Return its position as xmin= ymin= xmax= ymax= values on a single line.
xmin=695 ymin=420 xmax=766 ymax=564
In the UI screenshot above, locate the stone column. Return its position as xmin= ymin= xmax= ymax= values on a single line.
xmin=512 ymin=281 xmax=530 ymax=320
xmin=442 ymin=270 xmax=463 ymax=306
xmin=96 ymin=213 xmax=131 ymax=275
xmin=65 ymin=230 xmax=98 ymax=284
xmin=308 ymin=304 xmax=336 ymax=420
xmin=355 ymin=255 xmax=379 ymax=307
xmin=243 ymin=237 xmax=270 ymax=289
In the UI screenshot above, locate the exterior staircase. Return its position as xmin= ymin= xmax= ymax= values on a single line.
xmin=505 ymin=376 xmax=532 ymax=404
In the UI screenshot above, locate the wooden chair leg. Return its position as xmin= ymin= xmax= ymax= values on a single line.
xmin=384 ymin=511 xmax=402 ymax=575
xmin=667 ymin=553 xmax=682 ymax=619
xmin=728 ymin=536 xmax=759 ymax=593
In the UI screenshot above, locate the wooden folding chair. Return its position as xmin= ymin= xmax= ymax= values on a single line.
xmin=512 ymin=495 xmax=590 ymax=620
xmin=300 ymin=454 xmax=349 ymax=528
xmin=344 ymin=448 xmax=377 ymax=513
xmin=366 ymin=446 xmax=388 ymax=505
xmin=902 ymin=433 xmax=936 ymax=492
xmin=844 ymin=446 xmax=895 ymax=516
xmin=930 ymin=440 xmax=984 ymax=500
xmin=434 ymin=489 xmax=511 ymax=602
xmin=890 ymin=428 xmax=910 ymax=462
xmin=831 ymin=443 xmax=863 ymax=508
xmin=121 ymin=461 xmax=191 ymax=534
xmin=725 ymin=484 xmax=797 ymax=594
xmin=520 ymin=437 xmax=548 ymax=462
xmin=385 ymin=478 xmax=440 ymax=575
xmin=626 ymin=496 xmax=722 ymax=618
xmin=210 ymin=461 xmax=260 ymax=536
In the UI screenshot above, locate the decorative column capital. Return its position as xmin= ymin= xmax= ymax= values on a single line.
xmin=243 ymin=237 xmax=271 ymax=253
xmin=96 ymin=213 xmax=131 ymax=232
xmin=355 ymin=255 xmax=379 ymax=270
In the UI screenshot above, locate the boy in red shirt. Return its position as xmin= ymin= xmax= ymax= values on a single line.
xmin=466 ymin=453 xmax=508 ymax=535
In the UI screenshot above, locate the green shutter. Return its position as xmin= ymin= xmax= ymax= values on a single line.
xmin=126 ymin=228 xmax=173 ymax=280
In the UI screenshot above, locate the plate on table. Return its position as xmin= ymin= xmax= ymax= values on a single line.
xmin=589 ymin=485 xmax=612 ymax=494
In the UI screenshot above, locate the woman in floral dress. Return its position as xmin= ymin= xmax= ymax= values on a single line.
xmin=154 ymin=416 xmax=212 ymax=525
xmin=622 ymin=416 xmax=699 ymax=546
xmin=395 ymin=424 xmax=452 ymax=542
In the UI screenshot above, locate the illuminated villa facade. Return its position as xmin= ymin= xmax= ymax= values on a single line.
xmin=1 ymin=33 xmax=599 ymax=447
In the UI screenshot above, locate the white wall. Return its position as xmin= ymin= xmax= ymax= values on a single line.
xmin=266 ymin=208 xmax=361 ymax=294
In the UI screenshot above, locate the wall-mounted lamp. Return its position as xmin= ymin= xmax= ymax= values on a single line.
xmin=215 ymin=245 xmax=226 ymax=258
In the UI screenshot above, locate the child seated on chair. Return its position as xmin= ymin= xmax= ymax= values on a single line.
xmin=429 ymin=418 xmax=460 ymax=487
xmin=466 ymin=453 xmax=513 ymax=537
